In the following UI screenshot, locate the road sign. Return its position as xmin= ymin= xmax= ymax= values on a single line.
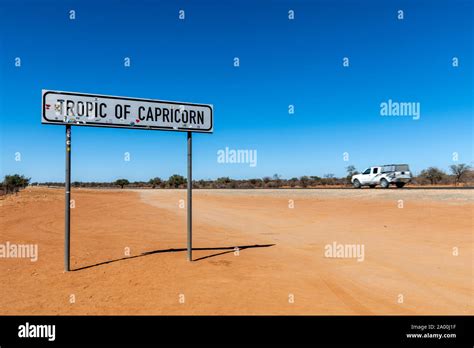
xmin=42 ymin=90 xmax=213 ymax=133
xmin=42 ymin=89 xmax=213 ymax=271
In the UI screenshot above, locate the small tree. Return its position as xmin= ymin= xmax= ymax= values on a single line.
xmin=217 ymin=177 xmax=231 ymax=184
xmin=323 ymin=173 xmax=335 ymax=185
xmin=3 ymin=174 xmax=30 ymax=194
xmin=420 ymin=167 xmax=445 ymax=185
xmin=289 ymin=177 xmax=298 ymax=188
xmin=168 ymin=174 xmax=186 ymax=188
xmin=248 ymin=178 xmax=261 ymax=188
xmin=449 ymin=164 xmax=471 ymax=186
xmin=345 ymin=165 xmax=358 ymax=185
xmin=272 ymin=174 xmax=282 ymax=188
xmin=114 ymin=179 xmax=130 ymax=189
xmin=215 ymin=177 xmax=231 ymax=188
xmin=149 ymin=177 xmax=162 ymax=189
xmin=300 ymin=176 xmax=310 ymax=188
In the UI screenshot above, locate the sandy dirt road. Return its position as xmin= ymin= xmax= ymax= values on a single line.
xmin=0 ymin=187 xmax=472 ymax=315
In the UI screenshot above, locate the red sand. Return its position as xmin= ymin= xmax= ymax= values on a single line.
xmin=0 ymin=187 xmax=472 ymax=314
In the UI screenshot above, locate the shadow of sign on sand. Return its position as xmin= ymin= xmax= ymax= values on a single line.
xmin=72 ymin=244 xmax=275 ymax=272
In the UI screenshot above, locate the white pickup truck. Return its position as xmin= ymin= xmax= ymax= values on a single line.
xmin=351 ymin=164 xmax=412 ymax=188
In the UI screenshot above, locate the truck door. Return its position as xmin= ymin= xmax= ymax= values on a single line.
xmin=370 ymin=167 xmax=380 ymax=183
xmin=360 ymin=168 xmax=372 ymax=184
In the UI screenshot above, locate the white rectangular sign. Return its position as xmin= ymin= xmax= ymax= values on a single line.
xmin=42 ymin=90 xmax=213 ymax=133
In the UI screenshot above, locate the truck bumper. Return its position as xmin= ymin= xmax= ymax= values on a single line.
xmin=390 ymin=177 xmax=411 ymax=183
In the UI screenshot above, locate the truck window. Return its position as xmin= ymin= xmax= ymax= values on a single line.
xmin=395 ymin=165 xmax=409 ymax=172
xmin=372 ymin=168 xmax=378 ymax=174
xmin=363 ymin=168 xmax=371 ymax=175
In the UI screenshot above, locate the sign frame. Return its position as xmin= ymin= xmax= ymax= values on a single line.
xmin=42 ymin=89 xmax=211 ymax=271
xmin=42 ymin=90 xmax=213 ymax=133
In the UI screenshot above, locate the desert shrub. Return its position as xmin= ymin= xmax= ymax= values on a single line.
xmin=419 ymin=167 xmax=445 ymax=185
xmin=168 ymin=174 xmax=186 ymax=188
xmin=449 ymin=164 xmax=471 ymax=186
xmin=148 ymin=177 xmax=162 ymax=188
xmin=3 ymin=174 xmax=30 ymax=194
xmin=114 ymin=179 xmax=130 ymax=189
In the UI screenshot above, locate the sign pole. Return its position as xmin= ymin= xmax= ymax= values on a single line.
xmin=65 ymin=124 xmax=71 ymax=271
xmin=187 ymin=131 xmax=192 ymax=261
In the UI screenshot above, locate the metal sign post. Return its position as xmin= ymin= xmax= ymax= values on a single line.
xmin=42 ymin=90 xmax=213 ymax=271
xmin=187 ymin=132 xmax=192 ymax=261
xmin=65 ymin=125 xmax=71 ymax=272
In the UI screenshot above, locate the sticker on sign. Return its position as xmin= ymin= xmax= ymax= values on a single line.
xmin=42 ymin=90 xmax=213 ymax=133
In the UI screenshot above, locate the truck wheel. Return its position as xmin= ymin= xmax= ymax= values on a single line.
xmin=396 ymin=182 xmax=405 ymax=188
xmin=380 ymin=178 xmax=389 ymax=189
xmin=353 ymin=179 xmax=361 ymax=189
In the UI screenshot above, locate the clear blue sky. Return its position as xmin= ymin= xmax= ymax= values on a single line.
xmin=0 ymin=0 xmax=472 ymax=182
